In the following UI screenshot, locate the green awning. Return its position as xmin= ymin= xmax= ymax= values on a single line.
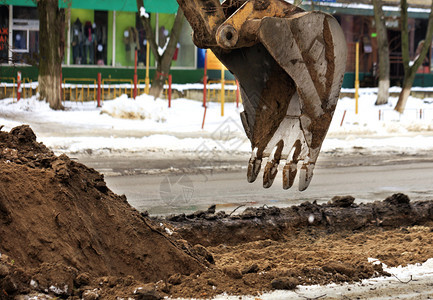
xmin=0 ymin=0 xmax=36 ymax=7
xmin=1 ymin=0 xmax=179 ymax=13
xmin=142 ymin=0 xmax=179 ymax=14
xmin=300 ymin=2 xmax=431 ymax=19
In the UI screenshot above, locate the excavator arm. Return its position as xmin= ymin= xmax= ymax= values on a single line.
xmin=176 ymin=0 xmax=347 ymax=190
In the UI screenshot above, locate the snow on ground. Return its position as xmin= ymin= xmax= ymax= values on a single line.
xmin=0 ymin=88 xmax=433 ymax=156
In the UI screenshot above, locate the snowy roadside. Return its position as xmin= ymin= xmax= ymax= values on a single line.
xmin=0 ymin=89 xmax=432 ymax=158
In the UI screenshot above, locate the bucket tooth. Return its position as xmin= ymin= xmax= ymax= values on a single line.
xmin=282 ymin=161 xmax=297 ymax=190
xmin=263 ymin=141 xmax=284 ymax=188
xmin=247 ymin=147 xmax=262 ymax=183
xmin=298 ymin=163 xmax=315 ymax=191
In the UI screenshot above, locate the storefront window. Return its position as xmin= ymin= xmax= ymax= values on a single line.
xmin=3 ymin=5 xmax=197 ymax=68
xmin=94 ymin=10 xmax=108 ymax=65
xmin=13 ymin=30 xmax=27 ymax=51
xmin=155 ymin=13 xmax=196 ymax=69
xmin=174 ymin=19 xmax=195 ymax=68
xmin=11 ymin=6 xmax=39 ymax=64
xmin=69 ymin=9 xmax=109 ymax=65
xmin=0 ymin=6 xmax=9 ymax=64
xmin=115 ymin=11 xmax=136 ymax=67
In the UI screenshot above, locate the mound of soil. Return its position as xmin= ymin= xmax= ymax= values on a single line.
xmin=0 ymin=125 xmax=203 ymax=299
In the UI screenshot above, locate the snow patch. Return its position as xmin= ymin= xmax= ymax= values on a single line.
xmin=140 ymin=7 xmax=149 ymax=18
xmin=158 ymin=37 xmax=170 ymax=56
xmin=0 ymin=96 xmax=52 ymax=113
xmin=100 ymin=94 xmax=167 ymax=122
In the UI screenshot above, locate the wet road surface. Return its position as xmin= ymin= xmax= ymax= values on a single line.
xmin=77 ymin=154 xmax=433 ymax=215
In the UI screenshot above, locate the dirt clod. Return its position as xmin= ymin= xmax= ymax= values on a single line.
xmin=0 ymin=264 xmax=9 ymax=278
xmin=223 ymin=266 xmax=243 ymax=279
xmin=75 ymin=273 xmax=91 ymax=287
xmin=242 ymin=263 xmax=259 ymax=274
xmin=133 ymin=285 xmax=163 ymax=300
xmin=82 ymin=289 xmax=100 ymax=300
xmin=385 ymin=193 xmax=411 ymax=205
xmin=330 ymin=195 xmax=355 ymax=207
xmin=168 ymin=274 xmax=182 ymax=285
xmin=271 ymin=277 xmax=298 ymax=290
xmin=322 ymin=261 xmax=355 ymax=276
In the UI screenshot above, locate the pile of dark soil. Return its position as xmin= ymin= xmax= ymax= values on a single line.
xmin=0 ymin=125 xmax=204 ymax=299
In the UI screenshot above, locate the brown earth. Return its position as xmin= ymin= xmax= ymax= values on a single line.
xmin=1 ymin=125 xmax=433 ymax=299
xmin=160 ymin=198 xmax=433 ymax=298
xmin=0 ymin=125 xmax=204 ymax=299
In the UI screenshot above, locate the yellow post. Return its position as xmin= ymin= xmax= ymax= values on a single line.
xmin=221 ymin=67 xmax=225 ymax=116
xmin=355 ymin=42 xmax=359 ymax=115
xmin=145 ymin=41 xmax=150 ymax=94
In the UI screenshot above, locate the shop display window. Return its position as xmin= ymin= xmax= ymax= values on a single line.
xmin=154 ymin=13 xmax=195 ymax=69
xmin=10 ymin=6 xmax=39 ymax=64
xmin=0 ymin=6 xmax=9 ymax=64
xmin=69 ymin=10 xmax=108 ymax=65
xmin=2 ymin=5 xmax=197 ymax=69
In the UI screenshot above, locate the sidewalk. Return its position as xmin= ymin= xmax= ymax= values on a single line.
xmin=0 ymin=89 xmax=432 ymax=158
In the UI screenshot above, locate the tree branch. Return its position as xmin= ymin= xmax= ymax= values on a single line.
xmin=411 ymin=0 xmax=433 ymax=72
xmin=136 ymin=0 xmax=160 ymax=60
xmin=161 ymin=7 xmax=184 ymax=64
xmin=401 ymin=0 xmax=410 ymax=74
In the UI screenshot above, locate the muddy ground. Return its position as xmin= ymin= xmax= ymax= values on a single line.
xmin=1 ymin=125 xmax=433 ymax=299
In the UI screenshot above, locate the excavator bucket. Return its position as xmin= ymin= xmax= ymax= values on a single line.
xmin=176 ymin=0 xmax=347 ymax=190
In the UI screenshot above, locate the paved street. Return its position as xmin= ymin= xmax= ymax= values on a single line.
xmin=77 ymin=154 xmax=433 ymax=215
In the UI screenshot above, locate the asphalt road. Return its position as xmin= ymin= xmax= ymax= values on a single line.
xmin=77 ymin=155 xmax=433 ymax=215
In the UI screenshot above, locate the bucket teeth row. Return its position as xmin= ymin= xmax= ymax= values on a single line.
xmin=176 ymin=0 xmax=347 ymax=190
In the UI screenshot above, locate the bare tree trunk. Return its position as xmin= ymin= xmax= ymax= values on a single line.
xmin=37 ymin=0 xmax=65 ymax=110
xmin=395 ymin=0 xmax=433 ymax=113
xmin=137 ymin=1 xmax=184 ymax=99
xmin=372 ymin=0 xmax=390 ymax=105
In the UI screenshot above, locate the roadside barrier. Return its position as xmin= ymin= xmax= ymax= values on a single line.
xmin=0 ymin=77 xmax=15 ymax=101
xmin=62 ymin=78 xmax=97 ymax=103
xmin=377 ymin=108 xmax=430 ymax=121
xmin=206 ymin=80 xmax=237 ymax=101
xmin=101 ymin=78 xmax=133 ymax=101
xmin=22 ymin=78 xmax=35 ymax=99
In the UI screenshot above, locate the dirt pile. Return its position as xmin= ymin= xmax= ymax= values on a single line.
xmin=0 ymin=125 xmax=203 ymax=299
